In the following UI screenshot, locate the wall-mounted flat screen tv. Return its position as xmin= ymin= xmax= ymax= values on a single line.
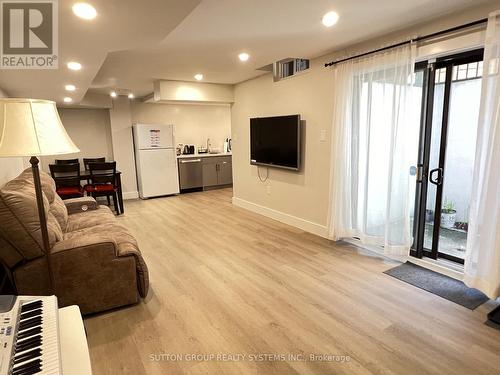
xmin=250 ymin=114 xmax=300 ymax=171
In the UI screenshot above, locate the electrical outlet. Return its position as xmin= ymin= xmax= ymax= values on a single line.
xmin=320 ymin=129 xmax=327 ymax=142
xmin=266 ymin=185 xmax=271 ymax=195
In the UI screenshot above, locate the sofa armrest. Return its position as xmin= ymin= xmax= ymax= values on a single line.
xmin=51 ymin=233 xmax=117 ymax=255
xmin=15 ymin=236 xmax=139 ymax=314
xmin=52 ymin=237 xmax=140 ymax=314
xmin=52 ymin=231 xmax=149 ymax=300
xmin=64 ymin=197 xmax=98 ymax=215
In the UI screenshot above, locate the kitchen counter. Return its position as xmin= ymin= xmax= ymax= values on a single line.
xmin=177 ymin=152 xmax=232 ymax=159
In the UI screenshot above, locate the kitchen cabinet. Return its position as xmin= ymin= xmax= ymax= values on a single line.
xmin=218 ymin=158 xmax=232 ymax=185
xmin=201 ymin=156 xmax=232 ymax=187
xmin=178 ymin=155 xmax=232 ymax=191
xmin=202 ymin=158 xmax=219 ymax=187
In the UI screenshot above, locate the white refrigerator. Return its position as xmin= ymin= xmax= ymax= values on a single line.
xmin=133 ymin=123 xmax=180 ymax=199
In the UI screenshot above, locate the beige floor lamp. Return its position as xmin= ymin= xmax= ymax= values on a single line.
xmin=0 ymin=98 xmax=79 ymax=294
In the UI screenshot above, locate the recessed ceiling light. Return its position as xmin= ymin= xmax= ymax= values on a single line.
xmin=67 ymin=61 xmax=82 ymax=71
xmin=110 ymin=91 xmax=117 ymax=98
xmin=63 ymin=97 xmax=73 ymax=103
xmin=194 ymin=74 xmax=203 ymax=81
xmin=238 ymin=53 xmax=250 ymax=62
xmin=65 ymin=84 xmax=76 ymax=91
xmin=322 ymin=11 xmax=339 ymax=27
xmin=128 ymin=93 xmax=134 ymax=99
xmin=72 ymin=3 xmax=97 ymax=20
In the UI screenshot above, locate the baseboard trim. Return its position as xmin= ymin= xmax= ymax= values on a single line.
xmin=122 ymin=191 xmax=139 ymax=200
xmin=232 ymin=197 xmax=328 ymax=238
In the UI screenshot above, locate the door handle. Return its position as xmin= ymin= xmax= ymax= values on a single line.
xmin=429 ymin=167 xmax=443 ymax=185
xmin=180 ymin=159 xmax=201 ymax=163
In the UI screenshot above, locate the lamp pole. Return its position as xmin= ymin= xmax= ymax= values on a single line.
xmin=30 ymin=156 xmax=55 ymax=295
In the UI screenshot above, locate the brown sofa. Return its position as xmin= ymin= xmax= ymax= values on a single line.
xmin=0 ymin=168 xmax=149 ymax=314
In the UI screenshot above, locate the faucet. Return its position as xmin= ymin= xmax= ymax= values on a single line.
xmin=206 ymin=138 xmax=211 ymax=152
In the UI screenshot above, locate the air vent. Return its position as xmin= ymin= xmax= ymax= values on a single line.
xmin=273 ymin=58 xmax=310 ymax=81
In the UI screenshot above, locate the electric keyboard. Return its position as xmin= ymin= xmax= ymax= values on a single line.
xmin=0 ymin=296 xmax=61 ymax=375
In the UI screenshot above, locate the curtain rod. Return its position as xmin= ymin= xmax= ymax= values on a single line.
xmin=324 ymin=18 xmax=487 ymax=67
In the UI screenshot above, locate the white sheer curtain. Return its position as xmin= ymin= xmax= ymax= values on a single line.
xmin=464 ymin=11 xmax=500 ymax=300
xmin=328 ymin=44 xmax=419 ymax=256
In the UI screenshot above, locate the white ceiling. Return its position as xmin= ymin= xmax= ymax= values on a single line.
xmin=0 ymin=0 xmax=200 ymax=103
xmin=0 ymin=0 xmax=493 ymax=104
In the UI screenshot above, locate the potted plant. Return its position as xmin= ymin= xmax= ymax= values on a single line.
xmin=425 ymin=209 xmax=434 ymax=223
xmin=440 ymin=199 xmax=457 ymax=229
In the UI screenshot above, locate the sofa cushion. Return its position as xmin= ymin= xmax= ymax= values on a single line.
xmin=0 ymin=172 xmax=63 ymax=261
xmin=39 ymin=170 xmax=57 ymax=203
xmin=19 ymin=169 xmax=56 ymax=203
xmin=50 ymin=194 xmax=68 ymax=231
xmin=65 ymin=205 xmax=116 ymax=233
xmin=18 ymin=168 xmax=69 ymax=231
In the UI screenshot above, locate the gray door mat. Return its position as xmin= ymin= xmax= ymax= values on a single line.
xmin=384 ymin=261 xmax=488 ymax=310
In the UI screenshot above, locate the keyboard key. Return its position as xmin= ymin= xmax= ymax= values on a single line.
xmin=20 ymin=308 xmax=42 ymax=321
xmin=5 ymin=296 xmax=61 ymax=375
xmin=19 ymin=316 xmax=42 ymax=331
xmin=15 ymin=334 xmax=42 ymax=353
xmin=20 ymin=301 xmax=42 ymax=314
xmin=14 ymin=347 xmax=41 ymax=365
xmin=17 ymin=326 xmax=42 ymax=341
xmin=12 ymin=358 xmax=41 ymax=374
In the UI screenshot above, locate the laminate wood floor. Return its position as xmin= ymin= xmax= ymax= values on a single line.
xmin=84 ymin=188 xmax=500 ymax=375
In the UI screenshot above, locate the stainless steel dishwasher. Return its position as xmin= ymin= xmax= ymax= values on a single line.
xmin=178 ymin=158 xmax=203 ymax=190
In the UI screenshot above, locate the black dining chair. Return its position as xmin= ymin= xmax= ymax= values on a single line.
xmin=55 ymin=158 xmax=79 ymax=165
xmin=49 ymin=163 xmax=84 ymax=199
xmin=83 ymin=157 xmax=106 ymax=170
xmin=84 ymin=161 xmax=120 ymax=214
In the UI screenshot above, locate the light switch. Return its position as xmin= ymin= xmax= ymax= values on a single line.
xmin=320 ymin=129 xmax=327 ymax=142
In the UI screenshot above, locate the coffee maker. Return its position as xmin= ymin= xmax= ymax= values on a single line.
xmin=183 ymin=144 xmax=195 ymax=154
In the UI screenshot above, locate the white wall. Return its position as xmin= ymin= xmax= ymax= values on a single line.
xmin=0 ymin=87 xmax=25 ymax=186
xmin=231 ymin=4 xmax=497 ymax=237
xmin=102 ymin=99 xmax=232 ymax=200
xmin=231 ymin=66 xmax=333 ymax=235
xmin=0 ymin=157 xmax=24 ymax=186
xmin=109 ymin=97 xmax=138 ymax=199
xmin=131 ymin=102 xmax=231 ymax=151
xmin=152 ymin=80 xmax=234 ymax=103
xmin=41 ymin=108 xmax=113 ymax=171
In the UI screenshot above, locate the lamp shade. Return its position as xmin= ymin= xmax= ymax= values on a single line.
xmin=0 ymin=98 xmax=79 ymax=157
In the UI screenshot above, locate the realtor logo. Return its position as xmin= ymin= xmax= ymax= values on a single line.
xmin=0 ymin=0 xmax=58 ymax=69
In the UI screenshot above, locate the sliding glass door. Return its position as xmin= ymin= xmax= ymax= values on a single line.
xmin=412 ymin=49 xmax=484 ymax=264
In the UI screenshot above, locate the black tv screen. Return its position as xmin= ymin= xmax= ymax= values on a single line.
xmin=250 ymin=115 xmax=300 ymax=170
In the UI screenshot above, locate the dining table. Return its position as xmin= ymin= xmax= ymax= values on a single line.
xmin=79 ymin=170 xmax=124 ymax=215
